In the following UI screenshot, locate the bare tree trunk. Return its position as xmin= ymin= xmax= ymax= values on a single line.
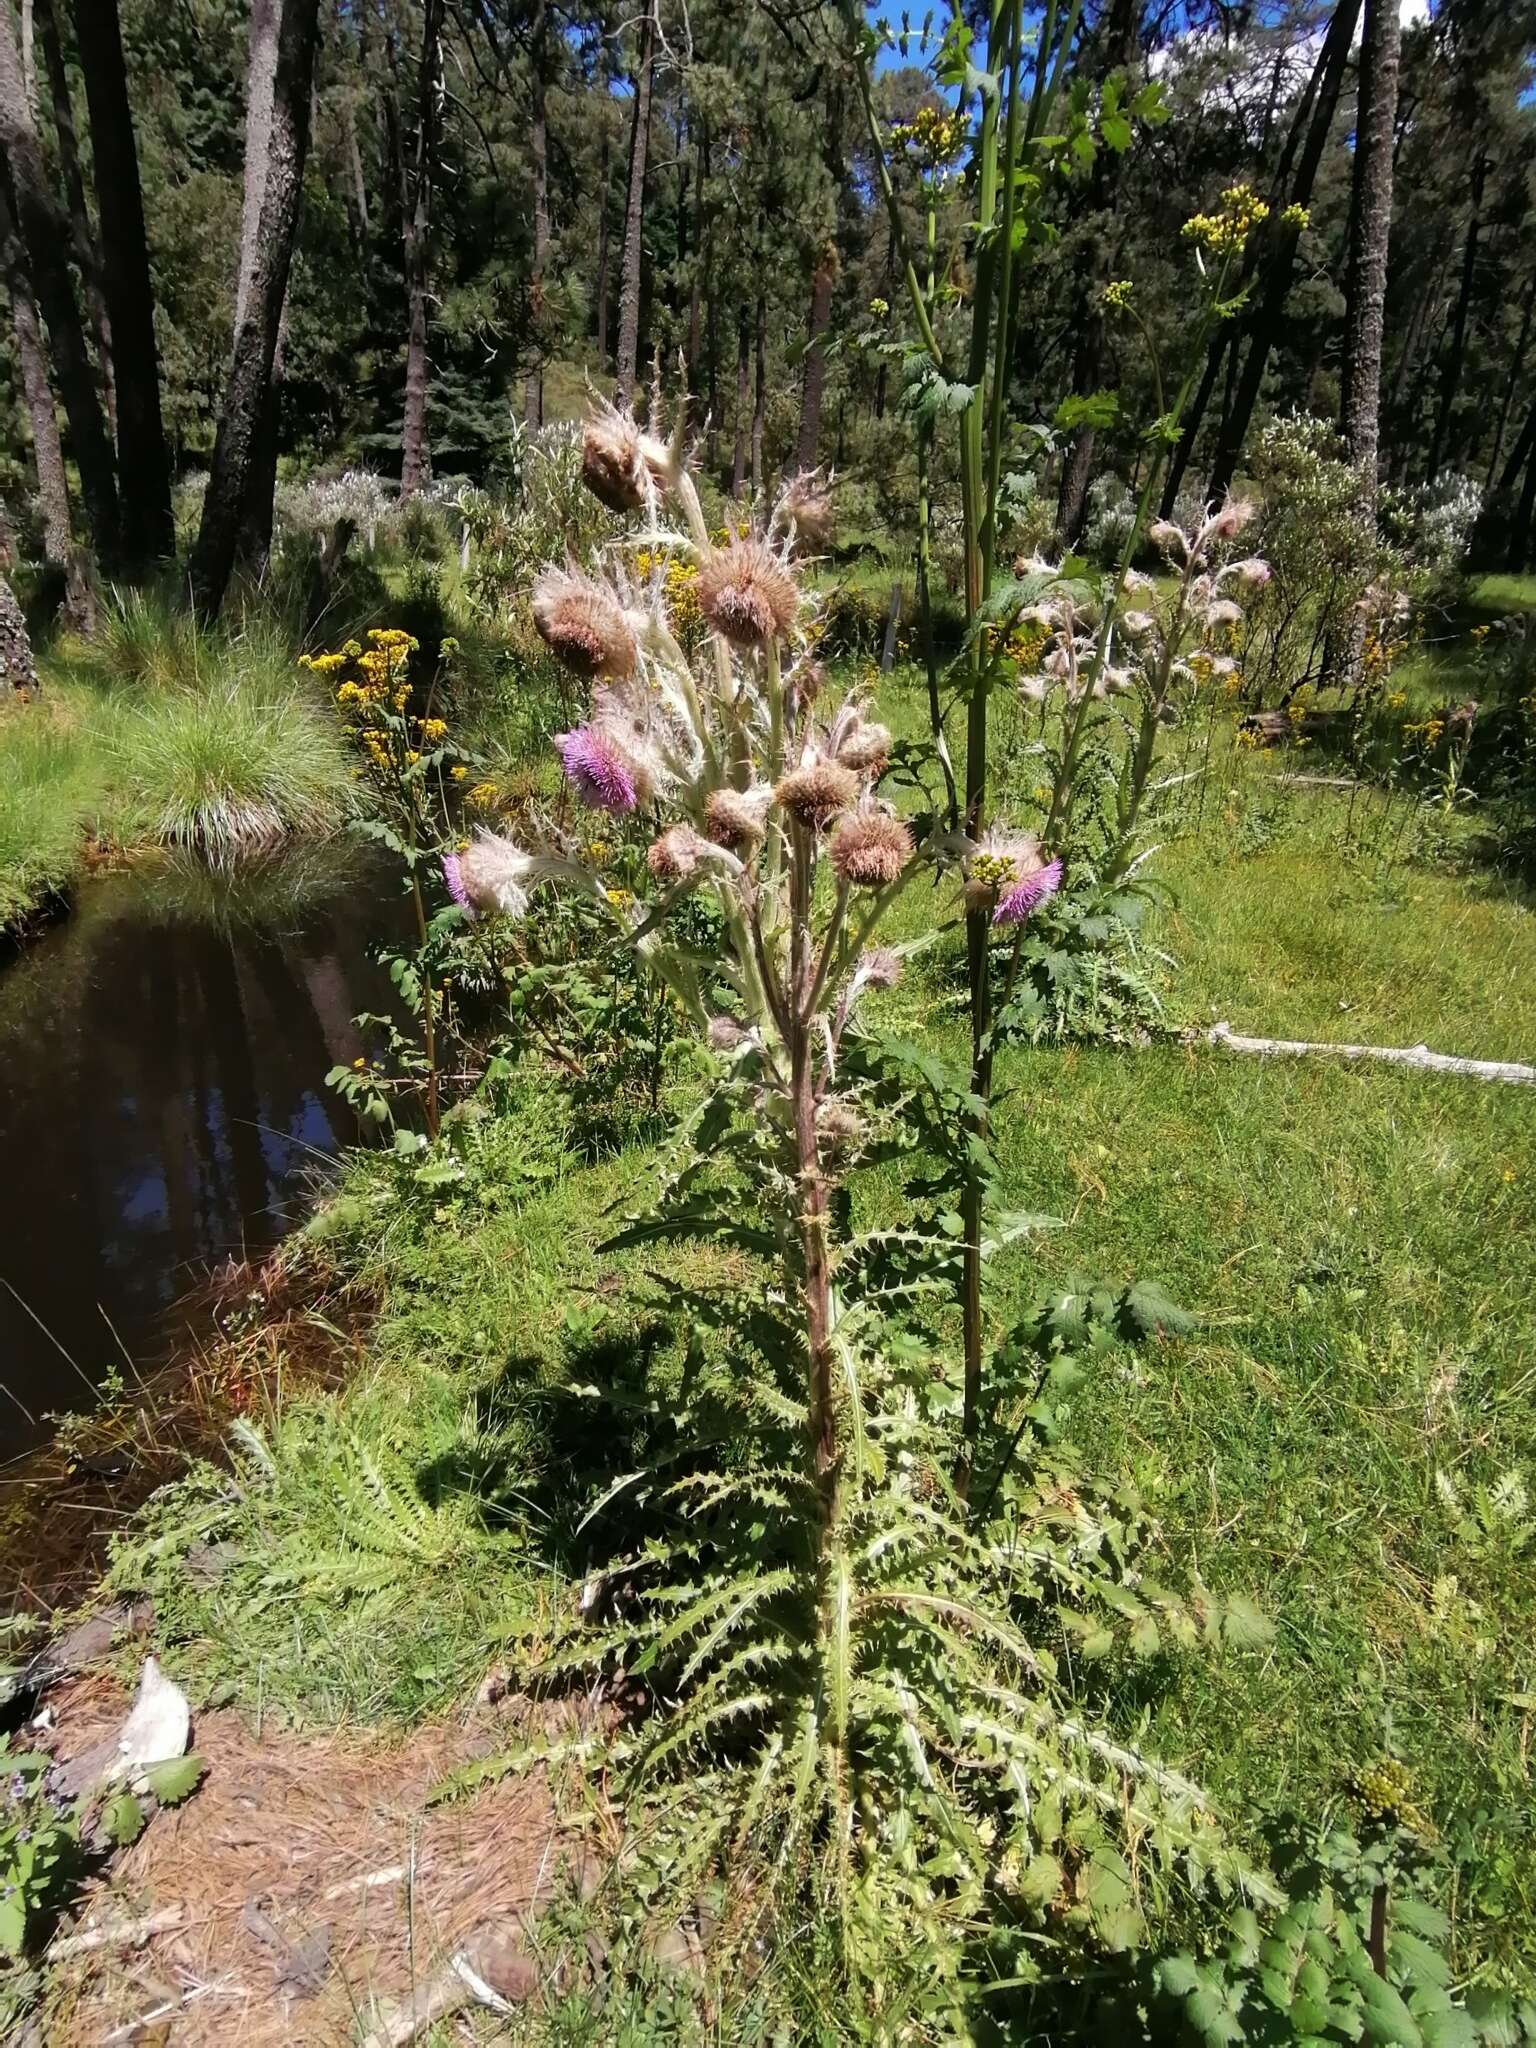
xmin=341 ymin=93 xmax=368 ymax=245
xmin=793 ymin=245 xmax=836 ymax=474
xmin=751 ymin=290 xmax=766 ymax=494
xmin=613 ymin=0 xmax=654 ymax=407
xmin=398 ymin=0 xmax=441 ymax=498
xmin=1162 ymin=4 xmax=1342 ymax=517
xmin=1206 ymin=0 xmax=1361 ymax=505
xmin=231 ymin=0 xmax=283 ymax=571
xmin=1339 ymin=0 xmax=1400 ymax=518
xmin=1056 ymin=0 xmax=1137 ymax=540
xmin=731 ymin=307 xmax=748 ymax=498
xmin=594 ymin=116 xmax=609 ymax=368
xmin=523 ymin=0 xmax=548 ymax=431
xmin=1 ymin=170 xmax=69 ymax=566
xmin=1424 ymin=150 xmax=1485 ymax=483
xmin=75 ymin=0 xmax=173 ymax=568
xmin=1 ymin=567 xmax=38 ymax=692
xmin=34 ymin=0 xmax=113 ymax=436
xmin=1512 ymin=409 xmax=1536 ymax=570
xmin=0 ymin=0 xmax=117 ymax=556
xmin=1485 ymin=273 xmax=1536 ymax=484
xmin=188 ymin=0 xmax=319 ymax=617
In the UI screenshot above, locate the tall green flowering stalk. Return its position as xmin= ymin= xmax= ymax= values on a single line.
xmin=850 ymin=0 xmax=1273 ymax=1486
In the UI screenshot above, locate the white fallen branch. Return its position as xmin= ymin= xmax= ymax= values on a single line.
xmin=48 ymin=1904 xmax=185 ymax=1960
xmin=1205 ymin=1021 xmax=1536 ymax=1086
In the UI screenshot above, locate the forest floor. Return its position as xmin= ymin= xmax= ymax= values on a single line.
xmin=5 ymin=579 xmax=1536 ymax=2033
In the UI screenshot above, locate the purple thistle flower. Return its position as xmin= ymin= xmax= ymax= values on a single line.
xmin=554 ymin=725 xmax=639 ymax=813
xmin=442 ymin=851 xmax=471 ymax=914
xmin=992 ymin=857 xmax=1063 ymax=927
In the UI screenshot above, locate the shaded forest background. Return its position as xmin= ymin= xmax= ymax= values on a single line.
xmin=1 ymin=0 xmax=1535 ymax=616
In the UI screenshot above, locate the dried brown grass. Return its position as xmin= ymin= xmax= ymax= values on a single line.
xmin=43 ymin=1673 xmax=598 ymax=2045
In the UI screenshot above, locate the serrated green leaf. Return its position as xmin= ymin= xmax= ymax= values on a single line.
xmin=143 ymin=1755 xmax=205 ymax=1806
xmin=102 ymin=1790 xmax=145 ymax=1846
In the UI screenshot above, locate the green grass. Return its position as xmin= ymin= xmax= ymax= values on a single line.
xmin=0 ymin=692 xmax=104 ymax=928
xmin=0 ymin=594 xmax=361 ymax=921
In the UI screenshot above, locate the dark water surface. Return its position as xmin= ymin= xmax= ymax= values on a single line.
xmin=0 ymin=848 xmax=398 ymax=1459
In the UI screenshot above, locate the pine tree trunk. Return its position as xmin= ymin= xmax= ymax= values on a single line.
xmin=1 ymin=169 xmax=70 ymax=567
xmin=188 ymin=0 xmax=318 ymax=617
xmin=398 ymin=0 xmax=441 ymax=498
xmin=731 ymin=308 xmax=748 ymax=498
xmin=1424 ymin=150 xmax=1485 ymax=483
xmin=522 ymin=0 xmax=548 ymax=431
xmin=1 ymin=568 xmax=38 ymax=692
xmin=1056 ymin=0 xmax=1138 ymax=540
xmin=0 ymin=0 xmax=117 ymax=555
xmin=75 ymin=0 xmax=172 ymax=568
xmin=614 ymin=0 xmax=654 ymax=407
xmin=1205 ymin=0 xmax=1361 ymax=505
xmin=1485 ymin=273 xmax=1536 ymax=484
xmin=34 ymin=0 xmax=113 ymax=437
xmin=751 ymin=291 xmax=766 ymax=494
xmin=342 ymin=95 xmax=368 ymax=244
xmin=1339 ymin=0 xmax=1399 ymax=518
xmin=794 ymin=247 xmax=835 ymax=474
xmin=1161 ymin=5 xmax=1340 ymax=517
xmin=232 ymin=0 xmax=282 ymax=569
xmin=1512 ymin=408 xmax=1536 ymax=570
xmin=594 ymin=118 xmax=610 ymax=368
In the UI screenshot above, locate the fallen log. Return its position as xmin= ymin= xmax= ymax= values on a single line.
xmin=1204 ymin=1021 xmax=1536 ymax=1086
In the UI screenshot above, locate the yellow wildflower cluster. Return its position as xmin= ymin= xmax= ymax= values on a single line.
xmin=1280 ymin=202 xmax=1310 ymax=231
xmin=968 ymin=851 xmax=1017 ymax=890
xmin=888 ymin=103 xmax=968 ymax=170
xmin=869 ymin=296 xmax=890 ymax=320
xmin=1403 ymin=716 xmax=1446 ymax=748
xmin=1234 ymin=727 xmax=1260 ymax=750
xmin=1005 ymin=619 xmax=1049 ymax=672
xmin=1343 ymin=1759 xmax=1430 ymax=1837
xmin=636 ymin=547 xmax=703 ymax=642
xmin=1182 ymin=183 xmax=1269 ymax=258
xmin=466 ymin=781 xmax=500 ymax=810
xmin=1102 ymin=279 xmax=1134 ymax=312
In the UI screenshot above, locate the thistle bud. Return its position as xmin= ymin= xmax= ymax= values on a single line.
xmin=443 ymin=830 xmax=537 ymax=920
xmin=708 ymin=1014 xmax=752 ymax=1051
xmin=1209 ymin=497 xmax=1255 ymax=540
xmin=1229 ymin=557 xmax=1271 ymax=587
xmin=1122 ymin=610 xmax=1156 ymax=638
xmin=777 ymin=473 xmax=836 ymax=552
xmin=532 ymin=569 xmax=638 ymax=680
xmin=816 ymin=1098 xmax=865 ymax=1160
xmin=698 ymin=537 xmax=800 ymax=647
xmin=836 ymin=720 xmax=893 ymax=777
xmin=647 ymin=824 xmax=706 ymax=883
xmin=581 ymin=412 xmax=645 ymax=511
xmin=858 ymin=947 xmax=903 ymax=990
xmin=775 ymin=759 xmax=859 ymax=830
xmin=828 ymin=810 xmax=913 ymax=889
xmin=703 ymin=784 xmax=772 ymax=849
xmin=1148 ymin=520 xmax=1185 ymax=554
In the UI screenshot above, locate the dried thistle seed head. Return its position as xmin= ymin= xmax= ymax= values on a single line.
xmin=1148 ymin=520 xmax=1186 ymax=555
xmin=581 ymin=410 xmax=646 ymax=511
xmin=707 ymin=1013 xmax=751 ymax=1051
xmin=698 ymin=537 xmax=800 ymax=646
xmin=794 ymin=658 xmax=826 ymax=708
xmin=703 ymin=784 xmax=772 ymax=849
xmin=532 ymin=569 xmax=638 ymax=680
xmin=837 ymin=720 xmax=893 ymax=776
xmin=1228 ymin=556 xmax=1271 ymax=587
xmin=828 ymin=810 xmax=913 ymax=889
xmin=646 ymin=823 xmax=706 ymax=883
xmin=775 ymin=759 xmax=860 ymax=830
xmin=816 ymin=1097 xmax=865 ymax=1158
xmin=777 ymin=472 xmax=836 ymax=551
xmin=1122 ymin=609 xmax=1156 ymax=638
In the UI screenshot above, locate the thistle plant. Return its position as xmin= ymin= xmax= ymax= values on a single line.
xmin=1006 ymin=501 xmax=1271 ymax=887
xmin=438 ymin=402 xmax=1272 ymax=2000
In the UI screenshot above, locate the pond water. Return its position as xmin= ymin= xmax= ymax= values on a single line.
xmin=0 ymin=848 xmax=400 ymax=1460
